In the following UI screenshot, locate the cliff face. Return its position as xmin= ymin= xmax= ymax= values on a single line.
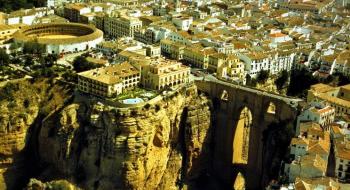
xmin=0 ymin=79 xmax=73 ymax=190
xmin=36 ymin=86 xmax=213 ymax=190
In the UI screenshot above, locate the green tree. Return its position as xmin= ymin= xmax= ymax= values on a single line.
xmin=256 ymin=70 xmax=269 ymax=84
xmin=23 ymin=42 xmax=45 ymax=55
xmin=24 ymin=55 xmax=34 ymax=66
xmin=43 ymin=54 xmax=59 ymax=67
xmin=275 ymin=70 xmax=289 ymax=91
xmin=9 ymin=42 xmax=21 ymax=51
xmin=0 ymin=0 xmax=36 ymax=12
xmin=73 ymin=56 xmax=100 ymax=72
xmin=0 ymin=48 xmax=10 ymax=66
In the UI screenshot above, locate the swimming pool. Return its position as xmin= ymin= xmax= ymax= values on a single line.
xmin=122 ymin=98 xmax=144 ymax=104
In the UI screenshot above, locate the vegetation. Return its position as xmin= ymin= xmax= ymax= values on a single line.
xmin=275 ymin=70 xmax=289 ymax=91
xmin=155 ymin=104 xmax=161 ymax=112
xmin=62 ymin=70 xmax=78 ymax=83
xmin=43 ymin=54 xmax=59 ymax=67
xmin=0 ymin=48 xmax=10 ymax=66
xmin=245 ymin=74 xmax=257 ymax=87
xmin=0 ymin=82 xmax=19 ymax=101
xmin=32 ymin=67 xmax=58 ymax=78
xmin=144 ymin=103 xmax=151 ymax=110
xmin=23 ymin=42 xmax=46 ymax=55
xmin=256 ymin=70 xmax=269 ymax=84
xmin=334 ymin=72 xmax=350 ymax=86
xmin=73 ymin=56 xmax=100 ymax=72
xmin=0 ymin=0 xmax=38 ymax=12
xmin=287 ymin=68 xmax=318 ymax=97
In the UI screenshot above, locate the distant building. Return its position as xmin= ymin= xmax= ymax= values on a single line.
xmin=96 ymin=38 xmax=145 ymax=55
xmin=296 ymin=102 xmax=335 ymax=134
xmin=307 ymin=83 xmax=350 ymax=117
xmin=334 ymin=137 xmax=350 ymax=183
xmin=238 ymin=52 xmax=269 ymax=77
xmin=1 ymin=7 xmax=54 ymax=25
xmin=77 ymin=62 xmax=140 ymax=97
xmin=287 ymin=122 xmax=330 ymax=182
xmin=104 ymin=16 xmax=142 ymax=39
xmin=293 ymin=177 xmax=343 ymax=190
xmin=160 ymin=39 xmax=185 ymax=60
xmin=141 ymin=58 xmax=190 ymax=90
xmin=289 ymin=154 xmax=327 ymax=182
xmin=330 ymin=50 xmax=350 ymax=77
xmin=183 ymin=45 xmax=216 ymax=69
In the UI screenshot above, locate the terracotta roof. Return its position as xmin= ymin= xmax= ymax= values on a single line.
xmin=78 ymin=62 xmax=139 ymax=85
xmin=291 ymin=137 xmax=309 ymax=145
xmin=334 ymin=140 xmax=350 ymax=160
xmin=269 ymin=32 xmax=287 ymax=38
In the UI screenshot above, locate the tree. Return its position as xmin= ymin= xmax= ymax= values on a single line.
xmin=275 ymin=70 xmax=289 ymax=91
xmin=0 ymin=48 xmax=10 ymax=66
xmin=24 ymin=55 xmax=34 ymax=66
xmin=9 ymin=42 xmax=21 ymax=52
xmin=0 ymin=0 xmax=36 ymax=12
xmin=256 ymin=70 xmax=269 ymax=84
xmin=73 ymin=56 xmax=100 ymax=72
xmin=43 ymin=54 xmax=59 ymax=67
xmin=334 ymin=72 xmax=350 ymax=86
xmin=287 ymin=68 xmax=318 ymax=97
xmin=23 ymin=42 xmax=46 ymax=55
xmin=245 ymin=74 xmax=257 ymax=87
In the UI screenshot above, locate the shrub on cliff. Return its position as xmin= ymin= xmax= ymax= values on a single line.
xmin=0 ymin=82 xmax=19 ymax=101
xmin=144 ymin=103 xmax=151 ymax=110
xmin=155 ymin=104 xmax=161 ymax=112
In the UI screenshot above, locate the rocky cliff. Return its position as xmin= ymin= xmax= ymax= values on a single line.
xmin=37 ymin=86 xmax=213 ymax=190
xmin=0 ymin=79 xmax=214 ymax=190
xmin=0 ymin=78 xmax=73 ymax=190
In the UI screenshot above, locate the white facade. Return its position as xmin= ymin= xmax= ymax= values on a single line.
xmin=172 ymin=16 xmax=193 ymax=31
xmin=270 ymin=52 xmax=295 ymax=75
xmin=238 ymin=53 xmax=270 ymax=77
xmin=296 ymin=103 xmax=335 ymax=135
xmin=46 ymin=35 xmax=103 ymax=54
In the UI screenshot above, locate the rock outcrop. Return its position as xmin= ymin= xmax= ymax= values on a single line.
xmin=36 ymin=85 xmax=213 ymax=190
xmin=0 ymin=79 xmax=73 ymax=189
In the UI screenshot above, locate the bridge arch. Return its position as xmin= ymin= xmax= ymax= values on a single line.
xmin=220 ymin=89 xmax=229 ymax=101
xmin=266 ymin=102 xmax=276 ymax=114
xmin=232 ymin=106 xmax=252 ymax=165
xmin=233 ymin=172 xmax=246 ymax=190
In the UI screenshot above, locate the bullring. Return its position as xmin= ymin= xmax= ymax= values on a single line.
xmin=13 ymin=23 xmax=103 ymax=54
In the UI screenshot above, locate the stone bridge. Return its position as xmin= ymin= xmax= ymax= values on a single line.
xmin=195 ymin=79 xmax=302 ymax=189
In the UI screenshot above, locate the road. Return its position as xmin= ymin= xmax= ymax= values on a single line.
xmin=57 ymin=51 xmax=87 ymax=68
xmin=191 ymin=70 xmax=303 ymax=107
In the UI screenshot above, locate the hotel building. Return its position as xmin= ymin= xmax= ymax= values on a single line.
xmin=142 ymin=58 xmax=190 ymax=90
xmin=77 ymin=62 xmax=140 ymax=97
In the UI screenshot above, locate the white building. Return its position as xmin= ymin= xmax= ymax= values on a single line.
xmin=238 ymin=52 xmax=270 ymax=77
xmin=270 ymin=51 xmax=295 ymax=75
xmin=334 ymin=137 xmax=350 ymax=182
xmin=78 ymin=62 xmax=140 ymax=97
xmin=172 ymin=16 xmax=193 ymax=31
xmin=330 ymin=50 xmax=350 ymax=76
xmin=296 ymin=102 xmax=335 ymax=135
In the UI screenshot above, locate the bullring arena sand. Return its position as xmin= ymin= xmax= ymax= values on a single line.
xmin=34 ymin=35 xmax=78 ymax=40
